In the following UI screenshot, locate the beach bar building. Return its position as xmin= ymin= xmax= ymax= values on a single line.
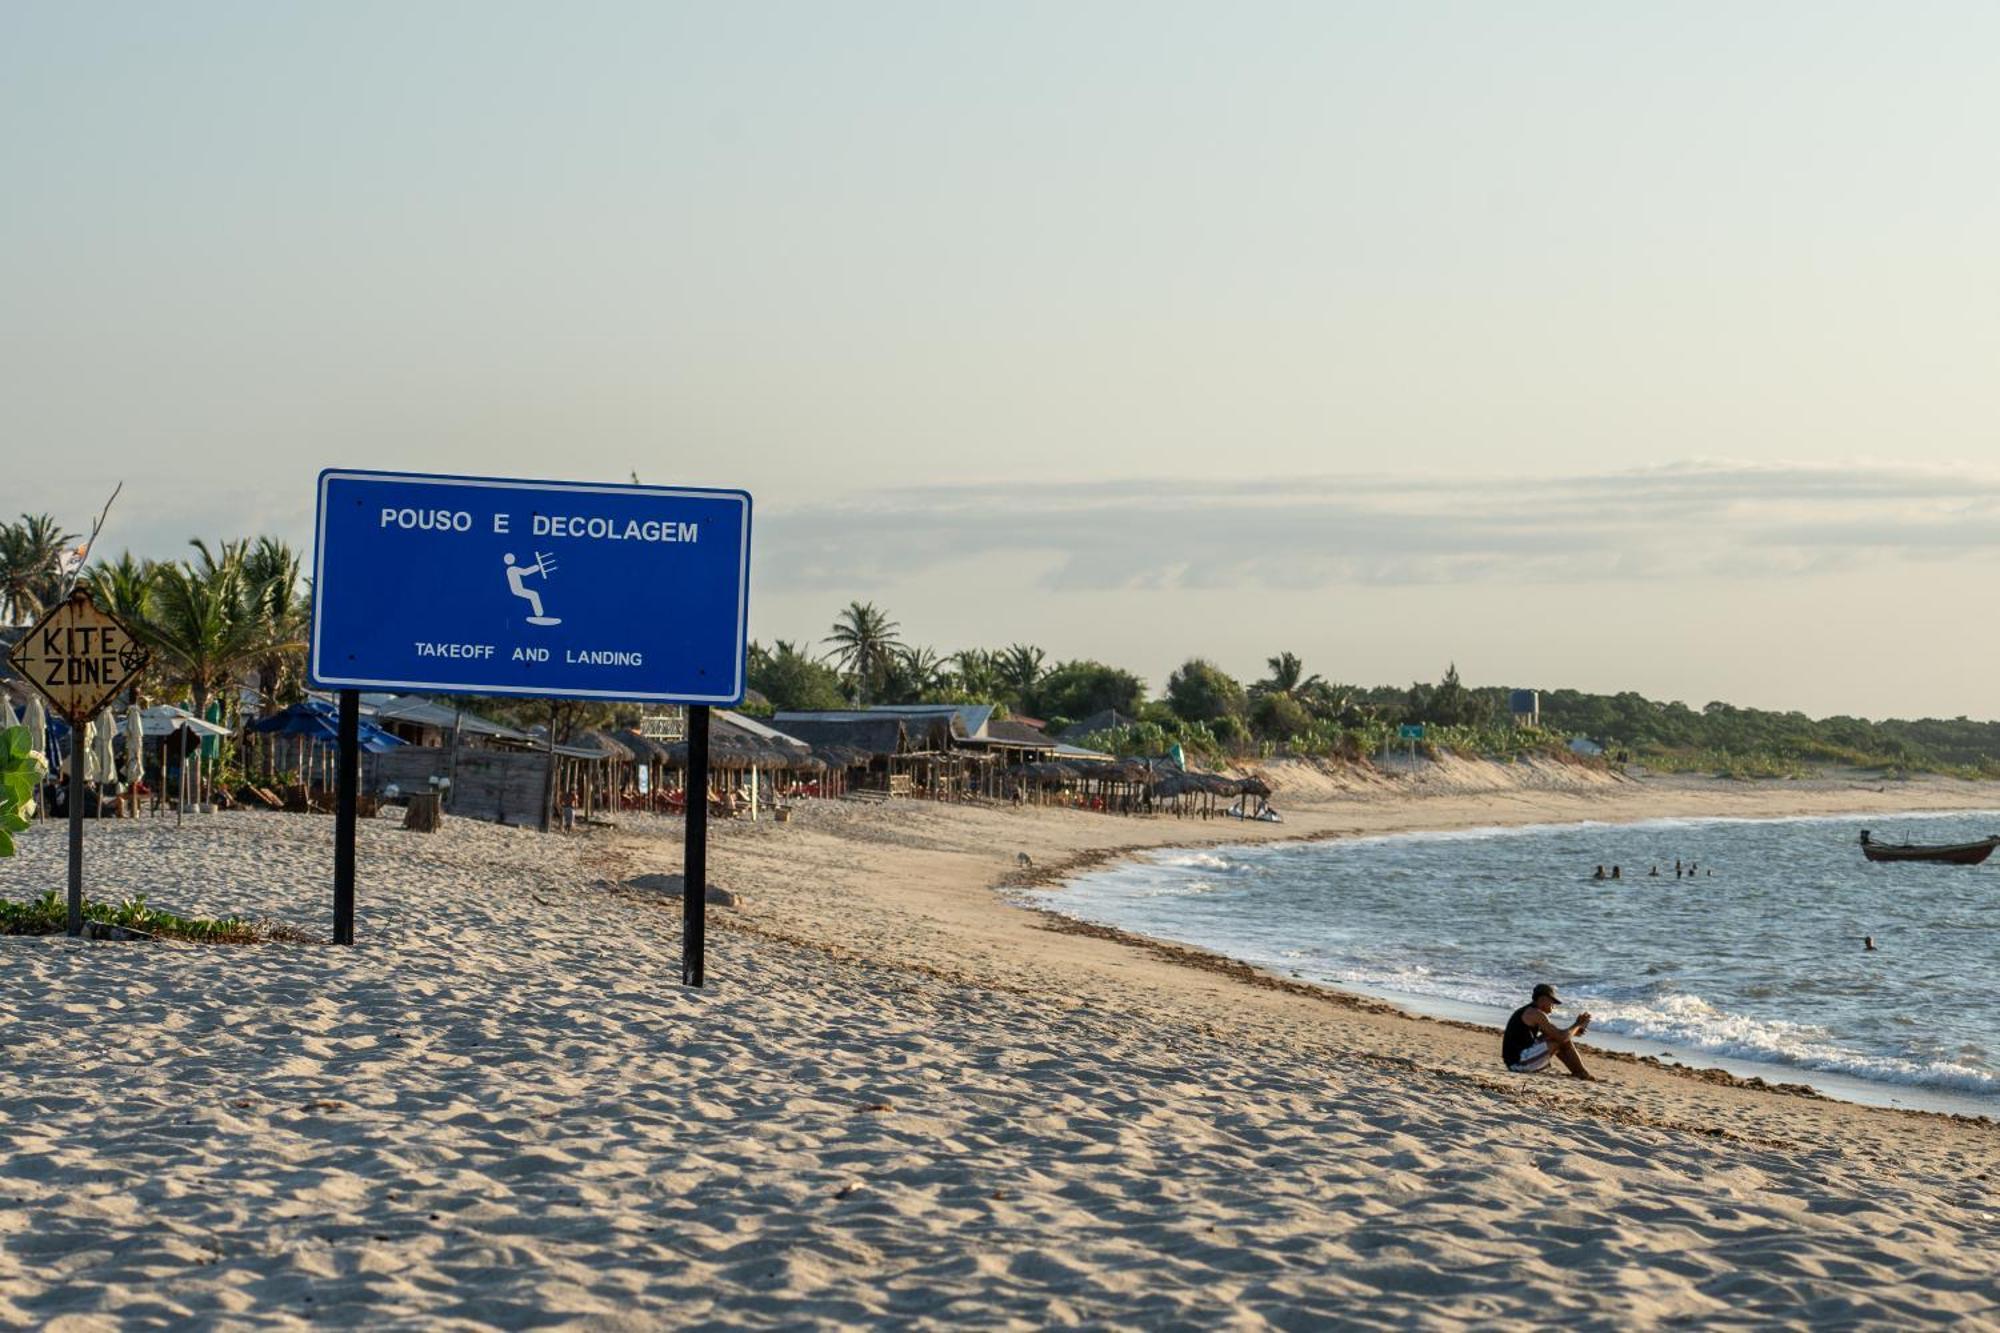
xmin=658 ymin=710 xmax=822 ymax=817
xmin=768 ymin=712 xmax=942 ymax=797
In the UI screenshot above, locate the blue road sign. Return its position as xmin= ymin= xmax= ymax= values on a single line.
xmin=1397 ymin=723 xmax=1425 ymax=740
xmin=310 ymin=469 xmax=751 ymax=704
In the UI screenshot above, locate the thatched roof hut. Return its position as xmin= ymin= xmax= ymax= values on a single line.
xmin=766 ymin=716 xmax=912 ymax=765
xmin=662 ymin=712 xmax=819 ymax=772
xmin=611 ymin=729 xmax=674 ymax=764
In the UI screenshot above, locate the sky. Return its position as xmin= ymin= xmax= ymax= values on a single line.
xmin=4 ymin=2 xmax=1997 ymax=719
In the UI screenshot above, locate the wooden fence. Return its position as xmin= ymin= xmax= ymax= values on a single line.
xmin=369 ymin=747 xmax=556 ymax=828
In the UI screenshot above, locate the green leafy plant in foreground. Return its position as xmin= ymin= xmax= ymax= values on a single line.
xmin=0 ymin=725 xmax=45 ymax=858
xmin=0 ymin=887 xmax=270 ymax=943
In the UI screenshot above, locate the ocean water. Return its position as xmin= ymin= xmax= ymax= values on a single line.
xmin=1031 ymin=811 xmax=2000 ymax=1104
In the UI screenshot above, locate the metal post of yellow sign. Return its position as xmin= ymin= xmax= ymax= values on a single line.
xmin=11 ymin=590 xmax=151 ymax=937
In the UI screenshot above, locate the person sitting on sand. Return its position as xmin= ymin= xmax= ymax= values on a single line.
xmin=1502 ymin=983 xmax=1597 ymax=1080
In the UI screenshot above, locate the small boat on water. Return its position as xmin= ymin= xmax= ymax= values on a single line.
xmin=1858 ymin=830 xmax=2000 ymax=865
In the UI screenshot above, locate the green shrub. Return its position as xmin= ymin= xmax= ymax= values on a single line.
xmin=0 ymin=725 xmax=45 ymax=858
xmin=0 ymin=888 xmax=269 ymax=943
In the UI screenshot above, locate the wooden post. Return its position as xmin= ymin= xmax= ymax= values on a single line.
xmin=445 ymin=708 xmax=462 ymax=812
xmin=540 ymin=701 xmax=558 ymax=833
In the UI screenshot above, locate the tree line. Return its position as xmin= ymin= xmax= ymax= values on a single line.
xmin=2 ymin=514 xmax=309 ymax=722
xmin=6 ymin=519 xmax=1998 ymax=777
xmin=757 ymin=600 xmax=2000 ymax=776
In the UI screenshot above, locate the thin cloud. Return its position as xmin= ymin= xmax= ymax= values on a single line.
xmin=760 ymin=461 xmax=2000 ymax=592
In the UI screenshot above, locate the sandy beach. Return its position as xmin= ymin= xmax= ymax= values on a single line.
xmin=3 ymin=765 xmax=1999 ymax=1328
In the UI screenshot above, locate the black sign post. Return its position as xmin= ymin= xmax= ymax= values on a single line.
xmin=333 ymin=689 xmax=358 ymax=946
xmin=682 ymin=704 xmax=710 ymax=987
xmin=66 ymin=743 xmax=84 ymax=937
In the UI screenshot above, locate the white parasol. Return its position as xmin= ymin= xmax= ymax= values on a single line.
xmin=94 ymin=707 xmax=118 ymax=788
xmin=20 ymin=697 xmax=49 ymax=819
xmin=0 ymin=693 xmax=17 ymax=732
xmin=80 ymin=716 xmax=99 ymax=784
xmin=23 ymin=695 xmax=47 ymax=761
xmin=125 ymin=701 xmax=145 ymax=783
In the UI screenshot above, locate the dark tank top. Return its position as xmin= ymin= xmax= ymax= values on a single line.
xmin=1501 ymin=1005 xmax=1539 ymax=1066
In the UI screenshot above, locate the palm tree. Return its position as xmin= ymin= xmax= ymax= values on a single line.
xmin=79 ymin=552 xmax=160 ymax=706
xmin=996 ymin=643 xmax=1046 ymax=703
xmin=1294 ymin=677 xmax=1367 ymax=727
xmin=1261 ymin=651 xmax=1324 ymax=699
xmin=80 ymin=551 xmax=158 ymax=624
xmin=823 ymin=601 xmax=903 ymax=703
xmin=0 ymin=514 xmax=77 ymax=623
xmin=881 ymin=644 xmax=948 ymax=702
xmin=240 ymin=538 xmax=308 ymax=712
xmin=128 ymin=540 xmax=272 ymax=720
xmin=953 ymin=648 xmax=1005 ymax=700
xmin=20 ymin=514 xmax=80 ymax=611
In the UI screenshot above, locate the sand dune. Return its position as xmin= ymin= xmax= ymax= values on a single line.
xmin=1 ymin=774 xmax=1996 ymax=1328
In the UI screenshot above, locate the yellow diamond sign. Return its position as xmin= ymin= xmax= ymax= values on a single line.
xmin=10 ymin=590 xmax=151 ymax=723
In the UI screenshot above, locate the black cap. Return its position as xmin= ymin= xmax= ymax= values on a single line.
xmin=1532 ymin=983 xmax=1560 ymax=1004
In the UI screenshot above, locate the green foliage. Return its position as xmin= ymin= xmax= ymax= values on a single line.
xmin=748 ymin=639 xmax=846 ymax=711
xmin=1076 ymin=717 xmax=1224 ymax=761
xmin=1026 ymin=660 xmax=1146 ymax=722
xmin=80 ymin=550 xmax=157 ymax=624
xmin=0 ymin=887 xmax=264 ymax=942
xmin=1404 ymin=663 xmax=1492 ymax=729
xmin=1528 ymin=688 xmax=2000 ymax=776
xmin=0 ymin=513 xmax=78 ymax=622
xmin=126 ymin=540 xmax=277 ymax=720
xmin=0 ymin=726 xmax=42 ymax=858
xmin=1165 ymin=658 xmax=1248 ymax=724
xmin=951 ymin=649 xmax=1006 ymax=702
xmin=1634 ymin=749 xmax=1809 ymax=781
xmin=1210 ymin=713 xmax=1250 ymax=745
xmin=995 ymin=644 xmax=1047 ymax=706
xmin=69 ymin=538 xmax=309 ymax=722
xmin=877 ymin=644 xmax=950 ymax=702
xmin=1256 ymin=651 xmax=1322 ymax=698
xmin=241 ymin=538 xmax=310 ymax=710
xmin=1250 ymin=691 xmax=1312 ymax=739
